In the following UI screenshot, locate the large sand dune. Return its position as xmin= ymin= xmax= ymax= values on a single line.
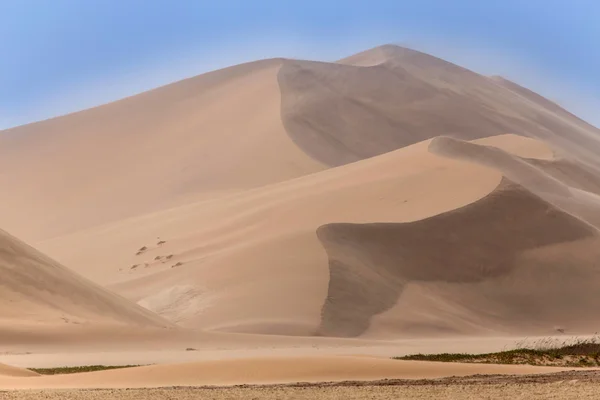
xmin=1 ymin=45 xmax=600 ymax=358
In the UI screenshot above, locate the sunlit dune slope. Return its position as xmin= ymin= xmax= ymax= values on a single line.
xmin=0 ymin=59 xmax=323 ymax=240
xmin=0 ymin=228 xmax=172 ymax=338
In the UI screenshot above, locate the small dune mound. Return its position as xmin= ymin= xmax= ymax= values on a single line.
xmin=0 ymin=228 xmax=171 ymax=335
xmin=0 ymin=363 xmax=39 ymax=378
xmin=317 ymin=180 xmax=600 ymax=337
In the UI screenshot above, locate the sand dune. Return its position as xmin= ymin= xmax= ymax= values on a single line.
xmin=280 ymin=46 xmax=600 ymax=168
xmin=9 ymin=133 xmax=595 ymax=343
xmin=0 ymin=59 xmax=323 ymax=240
xmin=41 ymin=137 xmax=501 ymax=336
xmin=83 ymin=134 xmax=597 ymax=338
xmin=0 ymin=356 xmax=574 ymax=389
xmin=318 ymin=180 xmax=600 ymax=337
xmin=430 ymin=136 xmax=600 ymax=228
xmin=0 ymin=364 xmax=38 ymax=378
xmin=0 ymin=228 xmax=172 ymax=340
xmin=3 ymin=45 xmax=600 ymax=242
xmin=2 ymin=45 xmax=600 ymax=360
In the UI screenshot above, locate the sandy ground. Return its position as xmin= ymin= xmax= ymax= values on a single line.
xmin=5 ymin=385 xmax=600 ymax=400
xmin=4 ymin=371 xmax=600 ymax=399
xmin=0 ymin=356 xmax=580 ymax=390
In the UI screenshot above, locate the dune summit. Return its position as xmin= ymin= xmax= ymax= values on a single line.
xmin=280 ymin=45 xmax=600 ymax=168
xmin=1 ymin=45 xmax=600 ymax=348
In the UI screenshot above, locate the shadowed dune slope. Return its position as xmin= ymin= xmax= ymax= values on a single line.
xmin=317 ymin=180 xmax=600 ymax=338
xmin=0 ymin=228 xmax=171 ymax=332
xmin=278 ymin=45 xmax=600 ymax=168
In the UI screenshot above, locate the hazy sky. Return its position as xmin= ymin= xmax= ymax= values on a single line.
xmin=1 ymin=0 xmax=599 ymax=129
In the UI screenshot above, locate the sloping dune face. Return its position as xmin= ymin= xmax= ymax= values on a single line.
xmin=317 ymin=180 xmax=600 ymax=337
xmin=315 ymin=135 xmax=600 ymax=338
xmin=0 ymin=59 xmax=323 ymax=240
xmin=0 ymin=228 xmax=170 ymax=332
xmin=278 ymin=45 xmax=600 ymax=168
xmin=72 ymin=138 xmax=501 ymax=336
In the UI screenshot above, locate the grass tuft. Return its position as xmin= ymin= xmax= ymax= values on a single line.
xmin=394 ymin=335 xmax=600 ymax=367
xmin=31 ymin=365 xmax=140 ymax=375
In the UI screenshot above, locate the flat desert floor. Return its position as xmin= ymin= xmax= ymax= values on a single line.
xmin=4 ymin=371 xmax=600 ymax=400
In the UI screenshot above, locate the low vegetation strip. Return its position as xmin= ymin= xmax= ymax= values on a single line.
xmin=395 ymin=336 xmax=600 ymax=367
xmin=30 ymin=365 xmax=139 ymax=375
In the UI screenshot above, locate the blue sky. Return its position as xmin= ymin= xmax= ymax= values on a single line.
xmin=1 ymin=0 xmax=599 ymax=129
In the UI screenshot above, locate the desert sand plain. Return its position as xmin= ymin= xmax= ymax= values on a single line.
xmin=1 ymin=45 xmax=600 ymax=398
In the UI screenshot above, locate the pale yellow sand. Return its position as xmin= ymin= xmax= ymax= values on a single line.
xmin=0 ymin=356 xmax=580 ymax=390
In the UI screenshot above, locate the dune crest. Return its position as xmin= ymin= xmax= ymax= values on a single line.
xmin=317 ymin=179 xmax=600 ymax=337
xmin=430 ymin=136 xmax=600 ymax=228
